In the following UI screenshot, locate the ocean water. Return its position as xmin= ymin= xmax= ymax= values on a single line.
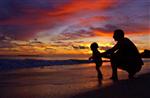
xmin=0 ymin=55 xmax=149 ymax=62
xmin=0 ymin=55 xmax=149 ymax=72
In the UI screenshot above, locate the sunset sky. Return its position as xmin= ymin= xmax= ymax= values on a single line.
xmin=0 ymin=0 xmax=149 ymax=56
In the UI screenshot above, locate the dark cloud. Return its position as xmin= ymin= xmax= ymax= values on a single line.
xmin=57 ymin=23 xmax=118 ymax=40
xmin=72 ymin=45 xmax=89 ymax=50
xmin=90 ymin=24 xmax=118 ymax=33
xmin=99 ymin=46 xmax=112 ymax=51
xmin=51 ymin=41 xmax=73 ymax=47
xmin=0 ymin=0 xmax=69 ymax=20
xmin=0 ymin=34 xmax=12 ymax=42
xmin=74 ymin=41 xmax=85 ymax=43
xmin=0 ymin=34 xmax=17 ymax=48
xmin=29 ymin=38 xmax=43 ymax=44
xmin=58 ymin=29 xmax=95 ymax=40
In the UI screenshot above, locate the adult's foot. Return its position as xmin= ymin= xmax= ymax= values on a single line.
xmin=128 ymin=74 xmax=136 ymax=79
xmin=128 ymin=72 xmax=136 ymax=79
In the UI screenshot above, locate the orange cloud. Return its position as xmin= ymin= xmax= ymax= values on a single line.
xmin=93 ymin=30 xmax=113 ymax=37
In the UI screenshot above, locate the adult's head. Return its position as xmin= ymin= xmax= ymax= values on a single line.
xmin=90 ymin=42 xmax=98 ymax=51
xmin=113 ymin=29 xmax=124 ymax=41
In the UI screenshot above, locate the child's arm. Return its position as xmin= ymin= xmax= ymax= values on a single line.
xmin=100 ymin=52 xmax=111 ymax=59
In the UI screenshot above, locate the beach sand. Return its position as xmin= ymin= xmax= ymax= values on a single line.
xmin=0 ymin=61 xmax=150 ymax=98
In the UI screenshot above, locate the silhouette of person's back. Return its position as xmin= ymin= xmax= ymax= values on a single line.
xmin=102 ymin=29 xmax=143 ymax=80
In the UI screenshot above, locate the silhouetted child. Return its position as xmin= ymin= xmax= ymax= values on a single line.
xmin=89 ymin=42 xmax=103 ymax=79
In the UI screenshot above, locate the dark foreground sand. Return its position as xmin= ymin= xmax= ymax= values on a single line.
xmin=0 ymin=61 xmax=150 ymax=98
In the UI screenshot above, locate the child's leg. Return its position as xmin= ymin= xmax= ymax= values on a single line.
xmin=96 ymin=65 xmax=103 ymax=79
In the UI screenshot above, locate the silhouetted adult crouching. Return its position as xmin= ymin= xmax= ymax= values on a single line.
xmin=102 ymin=29 xmax=143 ymax=80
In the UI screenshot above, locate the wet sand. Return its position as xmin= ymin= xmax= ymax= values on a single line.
xmin=0 ymin=61 xmax=150 ymax=98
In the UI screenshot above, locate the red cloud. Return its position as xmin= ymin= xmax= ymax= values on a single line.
xmin=48 ymin=0 xmax=119 ymax=16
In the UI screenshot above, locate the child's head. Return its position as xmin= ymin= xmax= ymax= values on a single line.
xmin=90 ymin=42 xmax=99 ymax=51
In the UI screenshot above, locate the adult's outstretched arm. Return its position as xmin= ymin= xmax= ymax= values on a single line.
xmin=101 ymin=42 xmax=120 ymax=58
